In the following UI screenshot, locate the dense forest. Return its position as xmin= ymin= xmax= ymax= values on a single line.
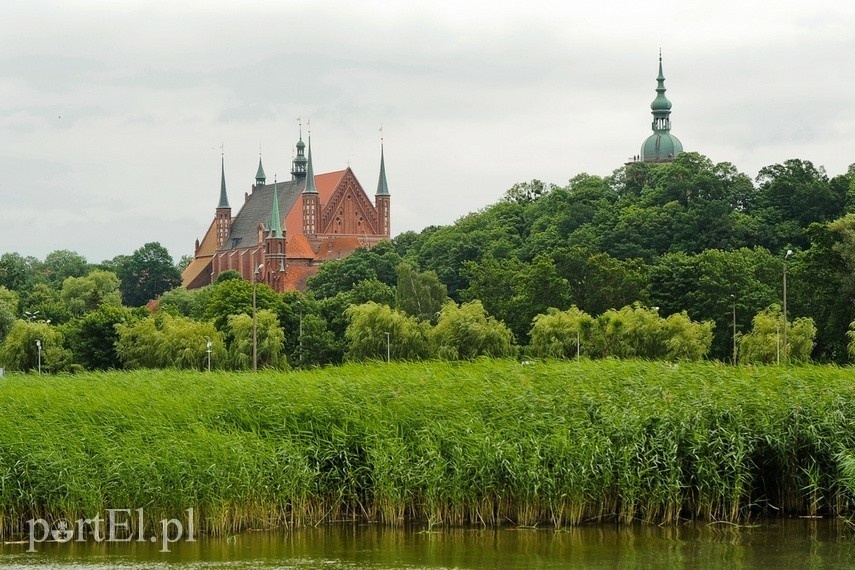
xmin=1 ymin=152 xmax=854 ymax=371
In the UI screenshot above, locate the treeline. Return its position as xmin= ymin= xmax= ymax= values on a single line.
xmin=2 ymin=152 xmax=855 ymax=371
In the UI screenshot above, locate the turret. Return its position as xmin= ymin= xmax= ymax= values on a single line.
xmin=291 ymin=123 xmax=308 ymax=180
xmin=215 ymin=155 xmax=232 ymax=246
xmin=375 ymin=133 xmax=391 ymax=237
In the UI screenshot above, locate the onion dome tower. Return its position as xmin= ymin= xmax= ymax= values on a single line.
xmin=640 ymin=52 xmax=683 ymax=163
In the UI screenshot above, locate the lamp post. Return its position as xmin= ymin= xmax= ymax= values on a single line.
xmin=776 ymin=322 xmax=781 ymax=365
xmin=783 ymin=249 xmax=793 ymax=364
xmin=297 ymin=300 xmax=303 ymax=366
xmin=385 ymin=331 xmax=390 ymax=363
xmin=206 ymin=337 xmax=212 ymax=372
xmin=253 ymin=263 xmax=264 ymax=372
xmin=35 ymin=340 xmax=42 ymax=374
xmin=730 ymin=294 xmax=737 ymax=365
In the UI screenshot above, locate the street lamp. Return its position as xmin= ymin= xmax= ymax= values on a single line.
xmin=297 ymin=300 xmax=303 ymax=365
xmin=206 ymin=337 xmax=212 ymax=372
xmin=35 ymin=340 xmax=42 ymax=374
xmin=24 ymin=311 xmax=39 ymax=322
xmin=783 ymin=249 xmax=793 ymax=364
xmin=253 ymin=264 xmax=264 ymax=372
xmin=730 ymin=294 xmax=737 ymax=365
xmin=385 ymin=331 xmax=390 ymax=363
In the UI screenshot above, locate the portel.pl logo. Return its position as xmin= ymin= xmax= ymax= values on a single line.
xmin=28 ymin=508 xmax=195 ymax=553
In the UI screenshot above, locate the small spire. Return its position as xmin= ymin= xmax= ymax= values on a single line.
xmin=217 ymin=154 xmax=230 ymax=209
xmin=255 ymin=148 xmax=266 ymax=185
xmin=376 ymin=128 xmax=389 ymax=196
xmin=271 ymin=175 xmax=283 ymax=238
xmin=303 ymin=135 xmax=318 ymax=194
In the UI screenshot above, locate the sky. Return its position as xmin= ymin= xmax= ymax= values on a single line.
xmin=1 ymin=0 xmax=854 ymax=263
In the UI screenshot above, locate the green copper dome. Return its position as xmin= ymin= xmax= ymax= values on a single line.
xmin=641 ymin=133 xmax=683 ymax=162
xmin=640 ymin=52 xmax=682 ymax=163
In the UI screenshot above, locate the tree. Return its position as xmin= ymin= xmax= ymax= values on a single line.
xmin=0 ymin=320 xmax=72 ymax=373
xmin=63 ymin=305 xmax=133 ymax=370
xmin=116 ymin=242 xmax=182 ymax=306
xmin=344 ymin=302 xmax=432 ymax=361
xmin=205 ymin=278 xmax=282 ymax=331
xmin=21 ymin=283 xmax=72 ymax=325
xmin=553 ymin=248 xmax=649 ymax=316
xmin=0 ymin=287 xmax=19 ymax=343
xmin=225 ymin=310 xmax=286 ymax=370
xmin=432 ymin=300 xmax=515 ymax=360
xmin=739 ymin=306 xmax=816 ymax=364
xmin=115 ymin=314 xmax=225 ymax=370
xmin=529 ymin=307 xmax=594 ymax=359
xmin=59 ymin=270 xmax=122 ymax=316
xmin=39 ymin=250 xmax=90 ymax=288
xmin=307 ymin=242 xmax=402 ymax=299
xmin=649 ymin=248 xmax=780 ymax=360
xmin=0 ymin=253 xmax=38 ymax=295
xmin=395 ymin=263 xmax=447 ymax=323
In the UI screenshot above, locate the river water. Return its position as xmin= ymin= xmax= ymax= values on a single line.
xmin=2 ymin=519 xmax=854 ymax=568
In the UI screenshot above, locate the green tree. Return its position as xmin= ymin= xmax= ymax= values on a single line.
xmin=528 ymin=307 xmax=594 ymax=359
xmin=59 ymin=269 xmax=122 ymax=316
xmin=116 ymin=242 xmax=182 ymax=306
xmin=205 ymin=279 xmax=282 ymax=331
xmin=0 ymin=253 xmax=38 ymax=296
xmin=649 ymin=248 xmax=780 ymax=360
xmin=553 ymin=248 xmax=649 ymax=316
xmin=63 ymin=305 xmax=134 ymax=370
xmin=21 ymin=283 xmax=72 ymax=325
xmin=395 ymin=262 xmax=448 ymax=323
xmin=115 ymin=314 xmax=225 ymax=370
xmin=344 ymin=302 xmax=432 ymax=361
xmin=739 ymin=306 xmax=816 ymax=364
xmin=225 ymin=310 xmax=286 ymax=370
xmin=0 ymin=287 xmax=19 ymax=343
xmin=432 ymin=300 xmax=515 ymax=360
xmin=39 ymin=250 xmax=90 ymax=288
xmin=307 ymin=242 xmax=401 ymax=299
xmin=0 ymin=320 xmax=72 ymax=372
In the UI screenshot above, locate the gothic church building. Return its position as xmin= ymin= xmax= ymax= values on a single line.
xmin=182 ymin=132 xmax=391 ymax=292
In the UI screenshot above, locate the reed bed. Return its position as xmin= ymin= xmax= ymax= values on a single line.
xmin=1 ymin=359 xmax=854 ymax=537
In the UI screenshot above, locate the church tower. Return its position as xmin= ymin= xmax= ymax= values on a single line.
xmin=301 ymin=135 xmax=320 ymax=236
xmin=375 ymin=135 xmax=391 ymax=238
xmin=215 ymin=155 xmax=232 ymax=247
xmin=640 ymin=52 xmax=683 ymax=163
xmin=264 ymin=177 xmax=287 ymax=286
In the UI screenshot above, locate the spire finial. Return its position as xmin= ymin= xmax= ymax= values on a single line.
xmin=297 ymin=115 xmax=302 ymax=140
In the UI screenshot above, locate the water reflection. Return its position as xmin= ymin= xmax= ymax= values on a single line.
xmin=2 ymin=519 xmax=853 ymax=569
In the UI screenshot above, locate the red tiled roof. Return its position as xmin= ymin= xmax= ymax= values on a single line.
xmin=286 ymin=233 xmax=317 ymax=259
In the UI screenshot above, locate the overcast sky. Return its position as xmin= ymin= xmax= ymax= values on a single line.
xmin=2 ymin=1 xmax=854 ymax=263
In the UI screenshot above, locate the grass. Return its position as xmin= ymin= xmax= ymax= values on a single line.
xmin=1 ymin=359 xmax=855 ymax=537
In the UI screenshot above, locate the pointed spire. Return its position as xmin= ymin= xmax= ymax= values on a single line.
xmin=303 ymin=135 xmax=318 ymax=194
xmin=255 ymin=148 xmax=266 ymax=185
xmin=217 ymin=154 xmax=230 ymax=209
xmin=650 ymin=50 xmax=673 ymax=132
xmin=376 ymin=128 xmax=389 ymax=196
xmin=271 ymin=176 xmax=283 ymax=239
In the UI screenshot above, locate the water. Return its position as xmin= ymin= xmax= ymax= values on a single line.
xmin=2 ymin=519 xmax=854 ymax=569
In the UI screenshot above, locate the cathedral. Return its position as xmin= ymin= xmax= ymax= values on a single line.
xmin=181 ymin=130 xmax=391 ymax=292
